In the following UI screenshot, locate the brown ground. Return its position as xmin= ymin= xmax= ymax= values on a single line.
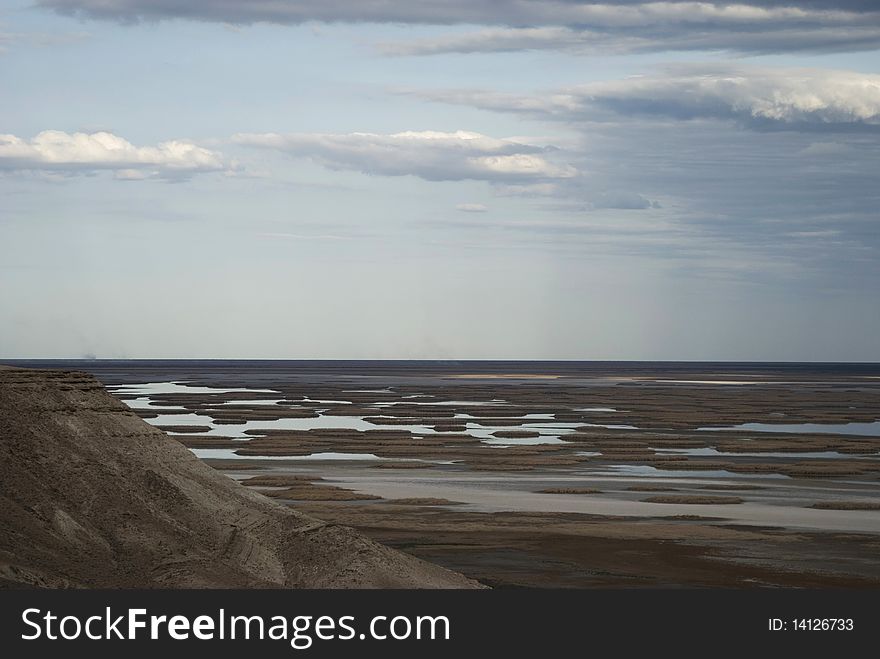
xmin=286 ymin=500 xmax=880 ymax=588
xmin=641 ymin=495 xmax=744 ymax=505
xmin=811 ymin=501 xmax=880 ymax=511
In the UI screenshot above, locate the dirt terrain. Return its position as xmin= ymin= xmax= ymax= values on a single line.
xmin=0 ymin=366 xmax=479 ymax=588
xmin=4 ymin=359 xmax=879 ymax=588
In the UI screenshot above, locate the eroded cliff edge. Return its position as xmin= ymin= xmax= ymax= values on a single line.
xmin=0 ymin=366 xmax=480 ymax=588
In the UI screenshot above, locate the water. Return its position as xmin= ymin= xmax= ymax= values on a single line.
xmin=116 ymin=380 xmax=880 ymax=467
xmin=151 ymin=413 xmax=218 ymax=427
xmin=155 ymin=413 xmax=582 ymax=445
xmin=377 ymin=399 xmax=508 ymax=407
xmin=119 ymin=381 xmax=631 ymax=445
xmin=476 ymin=433 xmax=567 ymax=446
xmin=651 ymin=380 xmax=760 ymax=385
xmin=110 ymin=382 xmax=278 ymax=396
xmin=703 ymin=422 xmax=880 ymax=437
xmin=190 ymin=449 xmax=388 ymax=461
xmin=157 ymin=413 xmax=437 ymax=437
xmin=454 ymin=412 xmax=554 ymax=421
xmin=599 ymin=464 xmax=738 ymax=478
xmin=122 ymin=396 xmax=186 ymax=411
xmin=657 ymin=447 xmax=862 ymax=459
xmin=594 ymin=464 xmax=788 ymax=479
xmin=139 ymin=406 xmax=567 ymax=442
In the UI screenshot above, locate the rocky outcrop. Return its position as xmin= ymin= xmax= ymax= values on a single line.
xmin=0 ymin=366 xmax=480 ymax=588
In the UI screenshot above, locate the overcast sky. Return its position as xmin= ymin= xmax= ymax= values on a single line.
xmin=2 ymin=1 xmax=879 ymax=360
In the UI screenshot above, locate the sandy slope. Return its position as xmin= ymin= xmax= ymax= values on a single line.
xmin=0 ymin=366 xmax=479 ymax=588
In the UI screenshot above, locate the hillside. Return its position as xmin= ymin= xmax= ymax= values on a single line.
xmin=0 ymin=366 xmax=479 ymax=588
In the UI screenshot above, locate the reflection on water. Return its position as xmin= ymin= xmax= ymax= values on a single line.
xmin=152 ymin=413 xmax=217 ymax=426
xmin=703 ymin=421 xmax=880 ymax=437
xmin=657 ymin=447 xmax=863 ymax=459
xmin=121 ymin=396 xmax=186 ymax=411
xmin=377 ymin=399 xmax=509 ymax=407
xmin=116 ymin=381 xmax=631 ymax=446
xmin=153 ymin=411 xmax=580 ymax=445
xmin=157 ymin=413 xmax=437 ymax=436
xmin=650 ymin=380 xmax=760 ymax=385
xmin=190 ymin=449 xmax=387 ymax=461
xmin=453 ymin=412 xmax=554 ymax=420
xmin=596 ymin=464 xmax=788 ymax=479
xmin=116 ymin=381 xmax=877 ymax=491
xmin=477 ymin=434 xmax=566 ymax=446
xmin=111 ymin=382 xmax=278 ymax=395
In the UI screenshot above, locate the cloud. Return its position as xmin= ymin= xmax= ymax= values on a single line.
xmin=239 ymin=129 xmax=666 ymax=212
xmin=38 ymin=1 xmax=880 ymax=55
xmin=397 ymin=68 xmax=879 ymax=281
xmin=0 ymin=26 xmax=90 ymax=54
xmin=258 ymin=232 xmax=352 ymax=241
xmin=380 ymin=23 xmax=880 ymax=57
xmin=411 ymin=66 xmax=880 ymax=130
xmin=36 ymin=1 xmax=880 ymax=25
xmin=0 ymin=130 xmax=229 ymax=179
xmin=534 ymin=118 xmax=880 ymax=278
xmin=232 ymin=130 xmax=577 ymax=182
xmin=456 ymin=203 xmax=488 ymax=213
xmin=798 ymin=141 xmax=853 ymax=156
xmin=590 ymin=191 xmax=659 ymax=210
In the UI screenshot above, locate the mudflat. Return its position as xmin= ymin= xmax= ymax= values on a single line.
xmin=8 ymin=359 xmax=880 ymax=588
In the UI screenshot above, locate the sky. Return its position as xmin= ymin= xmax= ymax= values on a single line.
xmin=1 ymin=1 xmax=879 ymax=361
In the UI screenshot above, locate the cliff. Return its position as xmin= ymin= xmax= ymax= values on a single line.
xmin=0 ymin=366 xmax=479 ymax=588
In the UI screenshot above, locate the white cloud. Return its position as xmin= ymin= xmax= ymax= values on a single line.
xmin=113 ymin=168 xmax=150 ymax=180
xmin=413 ymin=67 xmax=880 ymax=129
xmin=456 ymin=203 xmax=488 ymax=212
xmin=0 ymin=130 xmax=229 ymax=178
xmin=798 ymin=141 xmax=852 ymax=156
xmin=232 ymin=130 xmax=577 ymax=182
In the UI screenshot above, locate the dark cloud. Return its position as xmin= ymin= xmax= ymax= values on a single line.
xmin=381 ymin=25 xmax=880 ymax=57
xmin=399 ymin=70 xmax=880 ymax=285
xmin=561 ymin=123 xmax=880 ymax=284
xmin=38 ymin=1 xmax=880 ymax=55
xmin=37 ymin=1 xmax=880 ymax=25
